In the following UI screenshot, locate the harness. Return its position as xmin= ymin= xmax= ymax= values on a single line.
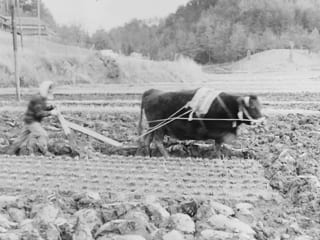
xmin=191 ymin=95 xmax=247 ymax=129
xmin=216 ymin=95 xmax=238 ymax=128
xmin=140 ymin=95 xmax=255 ymax=139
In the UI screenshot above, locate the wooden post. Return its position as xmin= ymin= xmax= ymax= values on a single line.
xmin=10 ymin=3 xmax=21 ymax=101
xmin=37 ymin=0 xmax=41 ymax=42
xmin=16 ymin=0 xmax=23 ymax=49
xmin=5 ymin=0 xmax=9 ymax=14
xmin=289 ymin=41 xmax=294 ymax=62
xmin=247 ymin=49 xmax=251 ymax=60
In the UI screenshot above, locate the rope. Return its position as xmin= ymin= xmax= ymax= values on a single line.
xmin=138 ymin=109 xmax=192 ymax=139
xmin=143 ymin=104 xmax=189 ymax=131
xmin=61 ymin=96 xmax=262 ymax=145
xmin=140 ymin=111 xmax=262 ymax=139
xmin=139 ymin=95 xmax=261 ymax=139
xmin=216 ymin=96 xmax=235 ymax=119
xmin=147 ymin=117 xmax=254 ymax=123
xmin=240 ymin=106 xmax=254 ymax=121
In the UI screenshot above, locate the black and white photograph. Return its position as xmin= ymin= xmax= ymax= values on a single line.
xmin=0 ymin=0 xmax=319 ymax=239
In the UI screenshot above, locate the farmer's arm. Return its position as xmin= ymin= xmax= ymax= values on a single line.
xmin=45 ymin=104 xmax=55 ymax=111
xmin=30 ymin=98 xmax=52 ymax=118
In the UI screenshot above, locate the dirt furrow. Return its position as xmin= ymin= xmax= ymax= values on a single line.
xmin=0 ymin=155 xmax=274 ymax=202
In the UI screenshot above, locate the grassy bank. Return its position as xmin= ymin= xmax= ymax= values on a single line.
xmin=0 ymin=32 xmax=206 ymax=87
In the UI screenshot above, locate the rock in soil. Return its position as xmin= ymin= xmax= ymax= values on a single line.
xmin=162 ymin=230 xmax=185 ymax=240
xmin=235 ymin=202 xmax=255 ymax=224
xmin=198 ymin=229 xmax=234 ymax=240
xmin=7 ymin=208 xmax=26 ymax=224
xmin=210 ymin=201 xmax=235 ymax=217
xmin=208 ymin=214 xmax=255 ymax=236
xmin=144 ymin=202 xmax=170 ymax=228
xmin=168 ymin=213 xmax=195 ymax=234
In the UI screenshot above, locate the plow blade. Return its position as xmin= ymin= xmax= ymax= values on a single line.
xmin=65 ymin=120 xmax=123 ymax=147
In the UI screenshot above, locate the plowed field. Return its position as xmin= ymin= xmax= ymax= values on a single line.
xmin=0 ymin=156 xmax=272 ymax=203
xmin=0 ymin=86 xmax=319 ymax=239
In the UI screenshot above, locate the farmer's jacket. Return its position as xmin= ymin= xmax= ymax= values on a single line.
xmin=24 ymin=95 xmax=54 ymax=124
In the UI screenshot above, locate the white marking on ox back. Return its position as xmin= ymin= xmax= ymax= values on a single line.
xmin=185 ymin=88 xmax=220 ymax=118
xmin=244 ymin=96 xmax=250 ymax=107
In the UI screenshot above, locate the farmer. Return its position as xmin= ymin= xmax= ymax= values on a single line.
xmin=7 ymin=81 xmax=58 ymax=155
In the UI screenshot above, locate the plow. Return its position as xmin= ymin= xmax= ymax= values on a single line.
xmin=55 ymin=107 xmax=259 ymax=158
xmin=56 ymin=108 xmax=125 ymax=148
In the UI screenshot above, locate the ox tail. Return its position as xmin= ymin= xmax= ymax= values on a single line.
xmin=137 ymin=101 xmax=144 ymax=137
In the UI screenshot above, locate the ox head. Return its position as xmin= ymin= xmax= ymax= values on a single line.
xmin=237 ymin=95 xmax=265 ymax=125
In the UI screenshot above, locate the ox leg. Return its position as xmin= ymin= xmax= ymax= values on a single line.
xmin=144 ymin=133 xmax=153 ymax=157
xmin=135 ymin=137 xmax=144 ymax=156
xmin=136 ymin=132 xmax=154 ymax=157
xmin=153 ymin=131 xmax=169 ymax=171
xmin=155 ymin=139 xmax=169 ymax=159
xmin=153 ymin=131 xmax=169 ymax=158
xmin=221 ymin=133 xmax=237 ymax=159
xmin=215 ymin=142 xmax=223 ymax=159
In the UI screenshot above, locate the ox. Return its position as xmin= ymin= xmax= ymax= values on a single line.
xmin=137 ymin=88 xmax=264 ymax=158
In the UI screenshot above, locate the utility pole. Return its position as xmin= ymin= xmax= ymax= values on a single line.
xmin=16 ymin=0 xmax=23 ymax=49
xmin=5 ymin=0 xmax=9 ymax=14
xmin=10 ymin=2 xmax=21 ymax=101
xmin=37 ymin=0 xmax=41 ymax=42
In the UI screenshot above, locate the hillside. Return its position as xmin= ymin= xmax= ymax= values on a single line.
xmin=0 ymin=31 xmax=105 ymax=87
xmin=94 ymin=0 xmax=320 ymax=63
xmin=0 ymin=32 xmax=205 ymax=87
xmin=204 ymin=49 xmax=320 ymax=73
xmin=232 ymin=49 xmax=320 ymax=72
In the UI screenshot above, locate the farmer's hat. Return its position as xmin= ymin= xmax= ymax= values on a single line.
xmin=39 ymin=81 xmax=54 ymax=99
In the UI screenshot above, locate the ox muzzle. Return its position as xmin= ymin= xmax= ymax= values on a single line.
xmin=251 ymin=116 xmax=267 ymax=126
xmin=239 ymin=108 xmax=266 ymax=126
